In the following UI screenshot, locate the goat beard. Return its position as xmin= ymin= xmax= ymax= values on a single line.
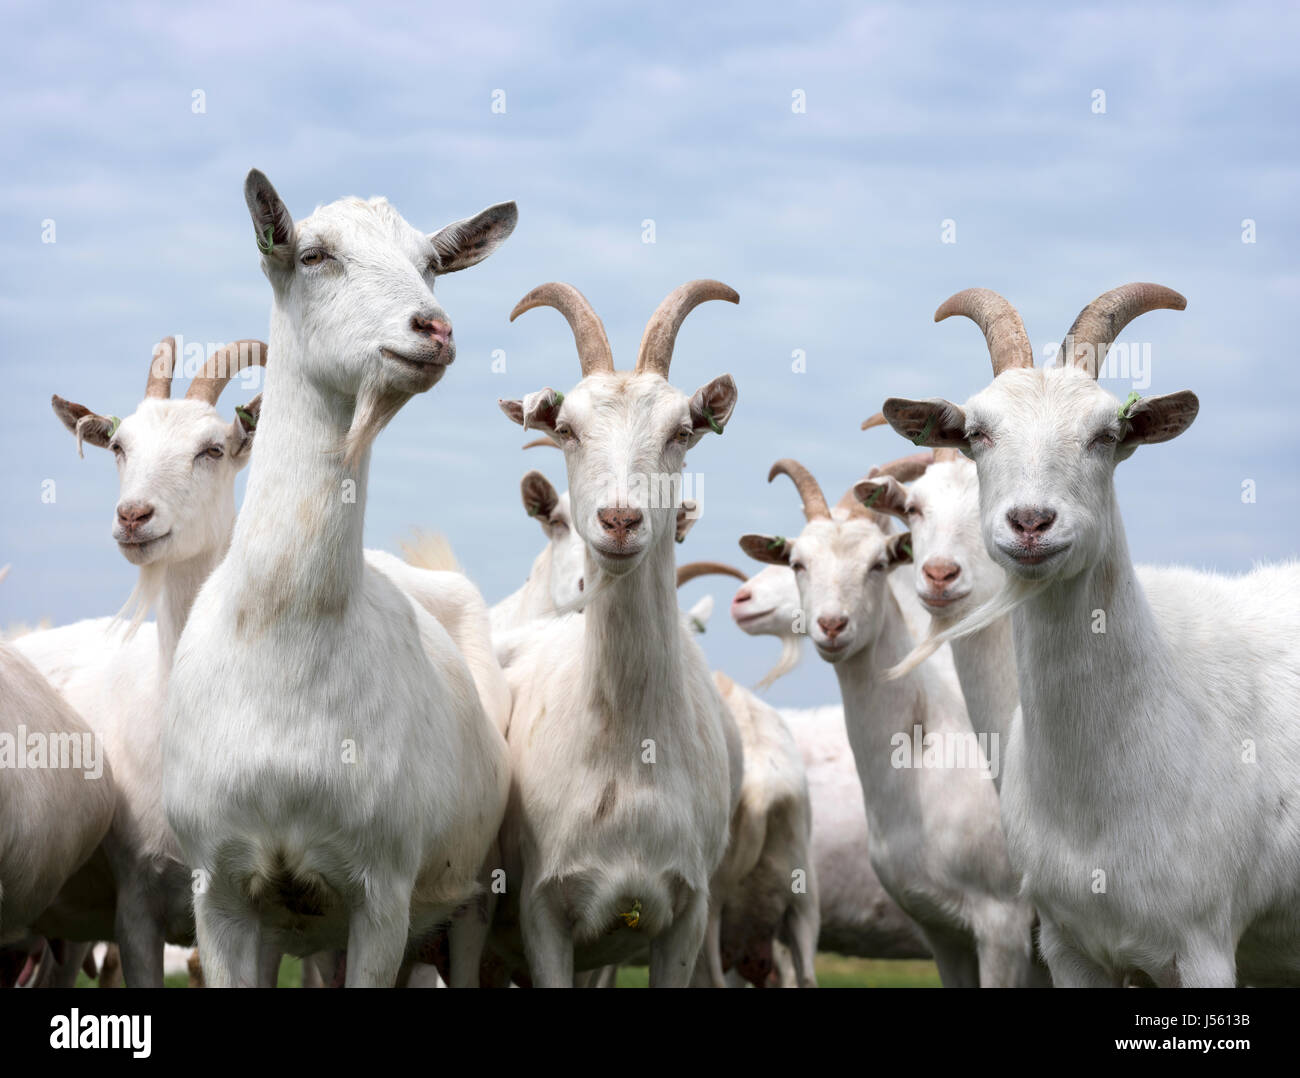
xmin=884 ymin=575 xmax=1047 ymax=681
xmin=341 ymin=376 xmax=413 ymax=472
xmin=112 ymin=559 xmax=166 ymax=639
xmin=756 ymin=634 xmax=803 ymax=690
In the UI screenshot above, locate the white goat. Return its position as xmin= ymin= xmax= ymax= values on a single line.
xmin=884 ymin=283 xmax=1300 ymax=987
xmin=677 ymin=561 xmax=821 ymax=987
xmin=855 ymin=436 xmax=1020 ymax=763
xmin=0 ymin=638 xmax=115 ymax=951
xmin=740 ymin=460 xmax=1044 ymax=986
xmin=163 ymin=171 xmax=515 ymax=987
xmin=715 ymin=565 xmax=933 ymax=960
xmin=489 ymin=467 xmax=585 ymax=632
xmin=15 ymin=338 xmax=266 ymax=986
xmin=493 ymin=280 xmax=739 ymax=986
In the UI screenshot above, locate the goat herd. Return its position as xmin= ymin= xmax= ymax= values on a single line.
xmin=2 ymin=170 xmax=1297 ymax=990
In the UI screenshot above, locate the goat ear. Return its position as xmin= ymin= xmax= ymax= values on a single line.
xmin=854 ymin=476 xmax=909 ymax=520
xmin=520 ymin=470 xmax=558 ymax=525
xmin=228 ymin=394 xmax=262 ymax=460
xmin=686 ymin=594 xmax=714 ymax=634
xmin=500 ymin=388 xmax=563 ymax=436
xmin=51 ymin=394 xmax=114 ymax=456
xmin=244 ymin=169 xmax=295 ymax=271
xmin=675 ymin=500 xmax=700 ymax=543
xmin=430 ymin=201 xmax=518 ymax=274
xmin=885 ymin=531 xmax=914 ymax=567
xmin=1117 ymin=390 xmax=1199 ymax=458
xmin=882 ymin=398 xmax=968 ymax=452
xmin=739 ymin=533 xmax=792 ymax=566
xmin=689 ymin=375 xmax=738 ymax=442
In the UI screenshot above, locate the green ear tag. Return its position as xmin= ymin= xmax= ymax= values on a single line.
xmin=107 ymin=416 xmax=121 ymax=437
xmin=703 ymin=405 xmax=724 ymax=436
xmin=257 ymin=224 xmax=275 ymax=255
xmin=691 ymin=617 xmax=706 ymax=634
xmin=901 ymin=538 xmax=912 ymax=559
xmin=552 ymin=391 xmax=564 ymax=406
xmin=912 ymin=414 xmax=938 ymax=447
xmin=767 ymin=536 xmax=786 ymax=552
xmin=235 ymin=405 xmax=257 ymax=431
xmin=862 ymin=486 xmax=883 ymax=506
xmin=1118 ymin=390 xmax=1140 ymax=420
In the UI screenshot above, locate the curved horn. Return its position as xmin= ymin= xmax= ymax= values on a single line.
xmin=510 ymin=282 xmax=614 ymax=377
xmin=1058 ymin=283 xmax=1187 ymax=379
xmin=635 ymin=279 xmax=739 ymax=378
xmin=185 ymin=340 xmax=268 ymax=405
xmin=934 ymin=288 xmax=1033 ymax=377
xmin=522 ymin=438 xmax=559 ymax=450
xmin=860 ymin=411 xmax=887 ymax=432
xmin=868 ymin=451 xmax=934 ymax=484
xmin=768 ymin=459 xmax=830 ymax=521
xmin=676 ymin=561 xmax=749 ymax=588
xmin=146 ymin=336 xmax=177 ymax=399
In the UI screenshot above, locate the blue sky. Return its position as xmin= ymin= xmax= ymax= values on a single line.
xmin=2 ymin=0 xmax=1296 ymax=707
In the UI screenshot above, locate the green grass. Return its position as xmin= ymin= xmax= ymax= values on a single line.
xmin=77 ymin=953 xmax=941 ymax=988
xmin=614 ymin=954 xmax=940 ymax=988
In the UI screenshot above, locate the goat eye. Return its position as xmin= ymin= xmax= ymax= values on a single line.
xmin=906 ymin=506 xmax=921 ymax=519
xmin=673 ymin=428 xmax=692 ymax=445
xmin=299 ymin=248 xmax=332 ymax=266
xmin=791 ymin=561 xmax=806 ymax=573
xmin=425 ymin=258 xmax=439 ymax=275
xmin=1090 ymin=431 xmax=1118 ymax=449
xmin=967 ymin=428 xmax=993 ymax=448
xmin=555 ymin=423 xmax=575 ymax=440
xmin=200 ymin=446 xmax=223 ymax=460
xmin=110 ymin=444 xmax=124 ymax=459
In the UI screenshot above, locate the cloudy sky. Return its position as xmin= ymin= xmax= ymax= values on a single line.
xmin=2 ymin=1 xmax=1296 ymax=707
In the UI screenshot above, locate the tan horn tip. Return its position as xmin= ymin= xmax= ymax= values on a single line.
xmin=861 ymin=412 xmax=887 ymax=431
xmin=767 ymin=459 xmax=792 ymax=484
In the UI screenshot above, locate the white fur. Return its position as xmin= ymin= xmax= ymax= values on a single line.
xmin=699 ymin=672 xmax=820 ymax=986
xmin=0 ymin=643 xmax=116 ymax=947
xmin=490 ymin=488 xmax=585 ymax=632
xmin=905 ymin=363 xmax=1300 ymax=985
xmin=777 ymin=706 xmax=931 ymax=959
xmin=15 ymin=384 xmax=259 ymax=986
xmin=495 ymin=361 xmax=738 ymax=986
xmin=868 ymin=458 xmax=1020 ymax=774
xmin=163 ymin=177 xmax=513 ymax=986
xmin=743 ymin=503 xmax=1043 ymax=986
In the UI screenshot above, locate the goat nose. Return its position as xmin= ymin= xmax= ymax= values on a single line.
xmin=1006 ymin=507 xmax=1057 ymax=537
xmin=733 ymin=588 xmax=752 ymax=604
xmin=411 ymin=313 xmax=452 ymax=344
xmin=923 ymin=558 xmax=961 ymax=586
xmin=596 ymin=508 xmax=643 ymax=541
xmin=117 ymin=503 xmax=154 ymax=528
xmin=817 ymin=615 xmax=848 ymax=640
